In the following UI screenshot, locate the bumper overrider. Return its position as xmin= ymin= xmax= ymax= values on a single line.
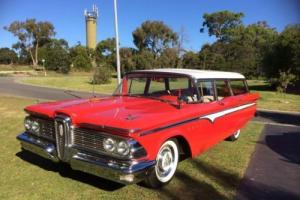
xmin=17 ymin=132 xmax=155 ymax=184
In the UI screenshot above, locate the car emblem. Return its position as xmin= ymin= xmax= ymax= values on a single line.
xmin=59 ymin=124 xmax=64 ymax=137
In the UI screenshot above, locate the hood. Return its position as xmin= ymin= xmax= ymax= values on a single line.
xmin=25 ymin=96 xmax=189 ymax=133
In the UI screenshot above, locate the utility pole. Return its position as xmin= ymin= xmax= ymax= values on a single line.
xmin=113 ymin=0 xmax=121 ymax=84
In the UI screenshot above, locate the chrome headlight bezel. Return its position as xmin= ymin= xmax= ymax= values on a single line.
xmin=103 ymin=137 xmax=117 ymax=152
xmin=24 ymin=116 xmax=40 ymax=135
xmin=102 ymin=136 xmax=131 ymax=157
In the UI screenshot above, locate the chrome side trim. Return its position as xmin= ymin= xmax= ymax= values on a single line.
xmin=200 ymin=102 xmax=256 ymax=123
xmin=140 ymin=102 xmax=256 ymax=136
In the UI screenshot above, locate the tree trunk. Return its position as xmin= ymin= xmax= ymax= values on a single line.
xmin=34 ymin=40 xmax=39 ymax=66
xmin=28 ymin=48 xmax=37 ymax=66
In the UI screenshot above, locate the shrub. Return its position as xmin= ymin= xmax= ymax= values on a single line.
xmin=92 ymin=67 xmax=112 ymax=84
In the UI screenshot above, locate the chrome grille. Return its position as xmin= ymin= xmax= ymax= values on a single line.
xmin=39 ymin=118 xmax=55 ymax=140
xmin=72 ymin=128 xmax=106 ymax=153
xmin=54 ymin=116 xmax=71 ymax=161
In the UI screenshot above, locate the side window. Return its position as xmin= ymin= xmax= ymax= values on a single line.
xmin=215 ymin=80 xmax=231 ymax=100
xmin=198 ymin=80 xmax=215 ymax=103
xmin=148 ymin=77 xmax=166 ymax=94
xmin=128 ymin=78 xmax=147 ymax=95
xmin=230 ymin=80 xmax=248 ymax=95
xmin=169 ymin=77 xmax=189 ymax=90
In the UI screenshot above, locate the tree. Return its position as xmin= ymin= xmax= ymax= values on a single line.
xmin=157 ymin=48 xmax=178 ymax=68
xmin=69 ymin=45 xmax=92 ymax=71
xmin=0 ymin=48 xmax=18 ymax=64
xmin=38 ymin=39 xmax=71 ymax=73
xmin=200 ymin=10 xmax=244 ymax=40
xmin=95 ymin=38 xmax=115 ymax=67
xmin=120 ymin=47 xmax=136 ymax=73
xmin=133 ymin=21 xmax=178 ymax=57
xmin=182 ymin=51 xmax=201 ymax=69
xmin=4 ymin=19 xmax=55 ymax=66
xmin=133 ymin=50 xmax=156 ymax=70
xmin=263 ymin=24 xmax=300 ymax=78
xmin=276 ymin=69 xmax=297 ymax=94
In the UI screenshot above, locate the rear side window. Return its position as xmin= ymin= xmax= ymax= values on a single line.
xmin=215 ymin=80 xmax=231 ymax=100
xmin=197 ymin=80 xmax=215 ymax=103
xmin=230 ymin=80 xmax=248 ymax=95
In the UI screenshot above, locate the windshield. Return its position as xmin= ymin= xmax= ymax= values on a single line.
xmin=114 ymin=73 xmax=200 ymax=103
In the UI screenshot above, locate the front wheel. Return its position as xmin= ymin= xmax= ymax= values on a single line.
xmin=226 ymin=129 xmax=241 ymax=141
xmin=144 ymin=139 xmax=179 ymax=188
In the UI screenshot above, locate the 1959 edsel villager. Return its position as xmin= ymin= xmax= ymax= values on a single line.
xmin=17 ymin=69 xmax=259 ymax=188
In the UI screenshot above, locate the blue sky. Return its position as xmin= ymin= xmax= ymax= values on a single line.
xmin=0 ymin=0 xmax=299 ymax=51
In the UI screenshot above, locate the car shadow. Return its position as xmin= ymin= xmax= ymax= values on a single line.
xmin=265 ymin=130 xmax=300 ymax=165
xmin=157 ymin=159 xmax=242 ymax=200
xmin=15 ymin=150 xmax=125 ymax=191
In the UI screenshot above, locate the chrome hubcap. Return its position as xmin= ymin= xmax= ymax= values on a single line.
xmin=155 ymin=140 xmax=178 ymax=182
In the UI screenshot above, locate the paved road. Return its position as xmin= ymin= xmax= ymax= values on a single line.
xmin=237 ymin=112 xmax=300 ymax=200
xmin=0 ymin=77 xmax=105 ymax=100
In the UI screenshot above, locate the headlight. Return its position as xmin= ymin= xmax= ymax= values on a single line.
xmin=31 ymin=121 xmax=40 ymax=133
xmin=117 ymin=141 xmax=130 ymax=156
xmin=103 ymin=138 xmax=116 ymax=152
xmin=24 ymin=118 xmax=33 ymax=131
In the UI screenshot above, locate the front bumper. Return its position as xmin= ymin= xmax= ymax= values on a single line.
xmin=17 ymin=132 xmax=155 ymax=184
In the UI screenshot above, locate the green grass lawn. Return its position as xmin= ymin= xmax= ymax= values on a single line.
xmin=0 ymin=95 xmax=264 ymax=200
xmin=247 ymin=80 xmax=300 ymax=112
xmin=18 ymin=72 xmax=117 ymax=94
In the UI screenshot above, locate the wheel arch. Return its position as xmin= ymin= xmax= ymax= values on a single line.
xmin=169 ymin=135 xmax=192 ymax=160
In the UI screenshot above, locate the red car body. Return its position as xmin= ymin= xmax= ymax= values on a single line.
xmin=17 ymin=69 xmax=259 ymax=187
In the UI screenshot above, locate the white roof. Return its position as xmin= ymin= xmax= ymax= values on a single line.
xmin=134 ymin=68 xmax=245 ymax=79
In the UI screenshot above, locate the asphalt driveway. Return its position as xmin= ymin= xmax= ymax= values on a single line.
xmin=237 ymin=112 xmax=300 ymax=200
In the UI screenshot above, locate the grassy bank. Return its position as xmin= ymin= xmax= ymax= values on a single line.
xmin=18 ymin=73 xmax=117 ymax=94
xmin=0 ymin=95 xmax=263 ymax=200
xmin=247 ymin=80 xmax=300 ymax=112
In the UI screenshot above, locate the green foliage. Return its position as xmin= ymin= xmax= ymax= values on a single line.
xmin=95 ymin=38 xmax=116 ymax=67
xmin=69 ymin=45 xmax=93 ymax=71
xmin=182 ymin=51 xmax=201 ymax=69
xmin=92 ymin=66 xmax=112 ymax=84
xmin=263 ymin=24 xmax=300 ymax=78
xmin=39 ymin=39 xmax=71 ymax=73
xmin=4 ymin=18 xmax=55 ymax=66
xmin=200 ymin=10 xmax=244 ymax=40
xmin=0 ymin=48 xmax=18 ymax=64
xmin=133 ymin=50 xmax=156 ymax=70
xmin=133 ymin=20 xmax=178 ymax=56
xmin=276 ymin=69 xmax=297 ymax=93
xmin=120 ymin=47 xmax=137 ymax=73
xmin=199 ymin=12 xmax=280 ymax=77
xmin=157 ymin=48 xmax=178 ymax=68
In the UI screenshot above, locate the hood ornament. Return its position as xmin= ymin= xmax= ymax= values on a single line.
xmin=125 ymin=114 xmax=138 ymax=121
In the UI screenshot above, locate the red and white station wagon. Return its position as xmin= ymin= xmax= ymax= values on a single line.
xmin=17 ymin=69 xmax=259 ymax=188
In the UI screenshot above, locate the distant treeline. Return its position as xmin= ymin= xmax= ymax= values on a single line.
xmin=1 ymin=11 xmax=299 ymax=84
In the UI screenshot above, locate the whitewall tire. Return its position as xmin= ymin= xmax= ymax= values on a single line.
xmin=226 ymin=129 xmax=241 ymax=141
xmin=144 ymin=139 xmax=179 ymax=188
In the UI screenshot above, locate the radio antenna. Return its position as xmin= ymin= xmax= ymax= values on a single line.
xmin=92 ymin=68 xmax=96 ymax=97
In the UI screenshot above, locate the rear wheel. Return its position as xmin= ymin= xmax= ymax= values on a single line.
xmin=226 ymin=129 xmax=241 ymax=141
xmin=144 ymin=139 xmax=179 ymax=188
